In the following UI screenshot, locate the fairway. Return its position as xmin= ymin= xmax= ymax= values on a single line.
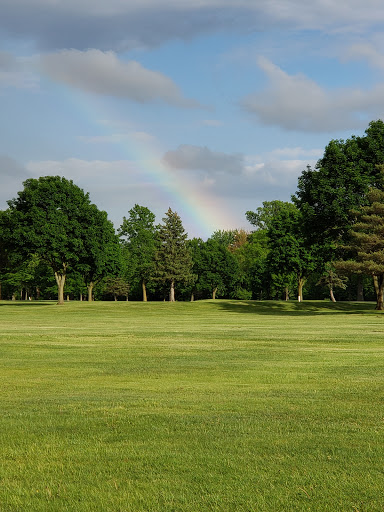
xmin=0 ymin=300 xmax=383 ymax=511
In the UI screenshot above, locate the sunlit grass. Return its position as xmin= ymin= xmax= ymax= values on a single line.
xmin=0 ymin=299 xmax=383 ymax=511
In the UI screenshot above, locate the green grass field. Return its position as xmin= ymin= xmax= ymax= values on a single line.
xmin=0 ymin=299 xmax=383 ymax=511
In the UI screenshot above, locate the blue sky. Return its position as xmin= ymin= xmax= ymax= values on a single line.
xmin=1 ymin=0 xmax=384 ymax=238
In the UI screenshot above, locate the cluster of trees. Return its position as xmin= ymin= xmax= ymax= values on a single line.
xmin=2 ymin=120 xmax=384 ymax=308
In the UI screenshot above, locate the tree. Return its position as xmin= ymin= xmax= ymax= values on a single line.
xmin=191 ymin=238 xmax=239 ymax=299
xmin=294 ymin=121 xmax=384 ymax=258
xmin=154 ymin=208 xmax=194 ymax=301
xmin=2 ymin=253 xmax=40 ymax=300
xmin=335 ymin=188 xmax=384 ymax=310
xmin=80 ymin=205 xmax=120 ymax=301
xmin=266 ymin=201 xmax=315 ymax=301
xmin=4 ymin=176 xmax=112 ymax=304
xmin=316 ymin=263 xmax=348 ymax=302
xmin=119 ymin=205 xmax=156 ymax=301
xmin=104 ymin=276 xmax=130 ymax=301
xmin=209 ymin=229 xmax=237 ymax=247
xmin=246 ymin=200 xmax=293 ymax=231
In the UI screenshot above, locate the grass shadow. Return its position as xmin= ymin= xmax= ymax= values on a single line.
xmin=213 ymin=300 xmax=378 ymax=316
xmin=0 ymin=300 xmax=55 ymax=307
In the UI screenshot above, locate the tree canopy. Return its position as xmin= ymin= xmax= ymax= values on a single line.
xmin=3 ymin=176 xmax=117 ymax=304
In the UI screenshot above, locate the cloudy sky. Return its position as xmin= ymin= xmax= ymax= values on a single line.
xmin=1 ymin=0 xmax=384 ymax=238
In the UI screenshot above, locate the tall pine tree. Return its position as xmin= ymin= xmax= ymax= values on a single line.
xmin=154 ymin=208 xmax=194 ymax=301
xmin=335 ymin=187 xmax=384 ymax=310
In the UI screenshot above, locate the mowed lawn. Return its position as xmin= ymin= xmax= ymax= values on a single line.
xmin=0 ymin=300 xmax=384 ymax=511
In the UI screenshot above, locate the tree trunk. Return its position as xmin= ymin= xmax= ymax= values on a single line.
xmin=330 ymin=286 xmax=336 ymax=302
xmin=212 ymin=287 xmax=218 ymax=300
xmin=142 ymin=280 xmax=147 ymax=302
xmin=80 ymin=294 xmax=83 ymax=301
xmin=87 ymin=282 xmax=94 ymax=302
xmin=190 ymin=292 xmax=194 ymax=302
xmin=298 ymin=277 xmax=305 ymax=302
xmin=375 ymin=275 xmax=384 ymax=310
xmin=114 ymin=293 xmax=117 ymax=301
xmin=0 ymin=281 xmax=2 ymax=300
xmin=169 ymin=280 xmax=175 ymax=302
xmin=55 ymin=272 xmax=66 ymax=305
xmin=357 ymin=275 xmax=364 ymax=301
xmin=285 ymin=287 xmax=289 ymax=301
xmin=373 ymin=275 xmax=379 ymax=298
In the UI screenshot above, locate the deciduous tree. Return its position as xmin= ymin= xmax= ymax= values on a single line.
xmin=266 ymin=201 xmax=315 ymax=301
xmin=119 ymin=205 xmax=156 ymax=301
xmin=5 ymin=176 xmax=113 ymax=304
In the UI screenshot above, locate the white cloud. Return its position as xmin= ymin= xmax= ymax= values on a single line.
xmin=244 ymin=157 xmax=313 ymax=187
xmin=37 ymin=49 xmax=201 ymax=107
xmin=161 ymin=143 xmax=314 ymax=204
xmin=242 ymin=56 xmax=384 ymax=132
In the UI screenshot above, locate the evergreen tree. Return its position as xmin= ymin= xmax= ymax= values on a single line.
xmin=154 ymin=208 xmax=194 ymax=301
xmin=335 ymin=187 xmax=384 ymax=310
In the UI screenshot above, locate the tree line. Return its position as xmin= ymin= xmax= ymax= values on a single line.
xmin=2 ymin=120 xmax=384 ymax=308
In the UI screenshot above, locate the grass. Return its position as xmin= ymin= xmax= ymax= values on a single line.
xmin=0 ymin=299 xmax=384 ymax=511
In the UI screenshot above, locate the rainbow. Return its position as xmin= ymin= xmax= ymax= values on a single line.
xmin=75 ymin=95 xmax=236 ymax=239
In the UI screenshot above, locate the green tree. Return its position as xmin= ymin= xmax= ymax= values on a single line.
xmin=294 ymin=121 xmax=384 ymax=258
xmin=80 ymin=205 xmax=120 ymax=301
xmin=154 ymin=208 xmax=194 ymax=301
xmin=192 ymin=238 xmax=239 ymax=299
xmin=209 ymin=229 xmax=237 ymax=247
xmin=208 ymin=229 xmax=253 ymax=299
xmin=316 ymin=263 xmax=348 ymax=302
xmin=266 ymin=202 xmax=315 ymax=301
xmin=119 ymin=205 xmax=156 ymax=301
xmin=104 ymin=276 xmax=130 ymax=301
xmin=5 ymin=176 xmax=112 ymax=304
xmin=246 ymin=200 xmax=293 ymax=231
xmin=335 ymin=188 xmax=384 ymax=310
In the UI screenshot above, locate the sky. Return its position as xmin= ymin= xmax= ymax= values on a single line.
xmin=1 ymin=1 xmax=384 ymax=239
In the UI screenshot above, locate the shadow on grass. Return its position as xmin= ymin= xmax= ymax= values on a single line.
xmin=0 ymin=301 xmax=55 ymax=307
xmin=213 ymin=300 xmax=378 ymax=316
